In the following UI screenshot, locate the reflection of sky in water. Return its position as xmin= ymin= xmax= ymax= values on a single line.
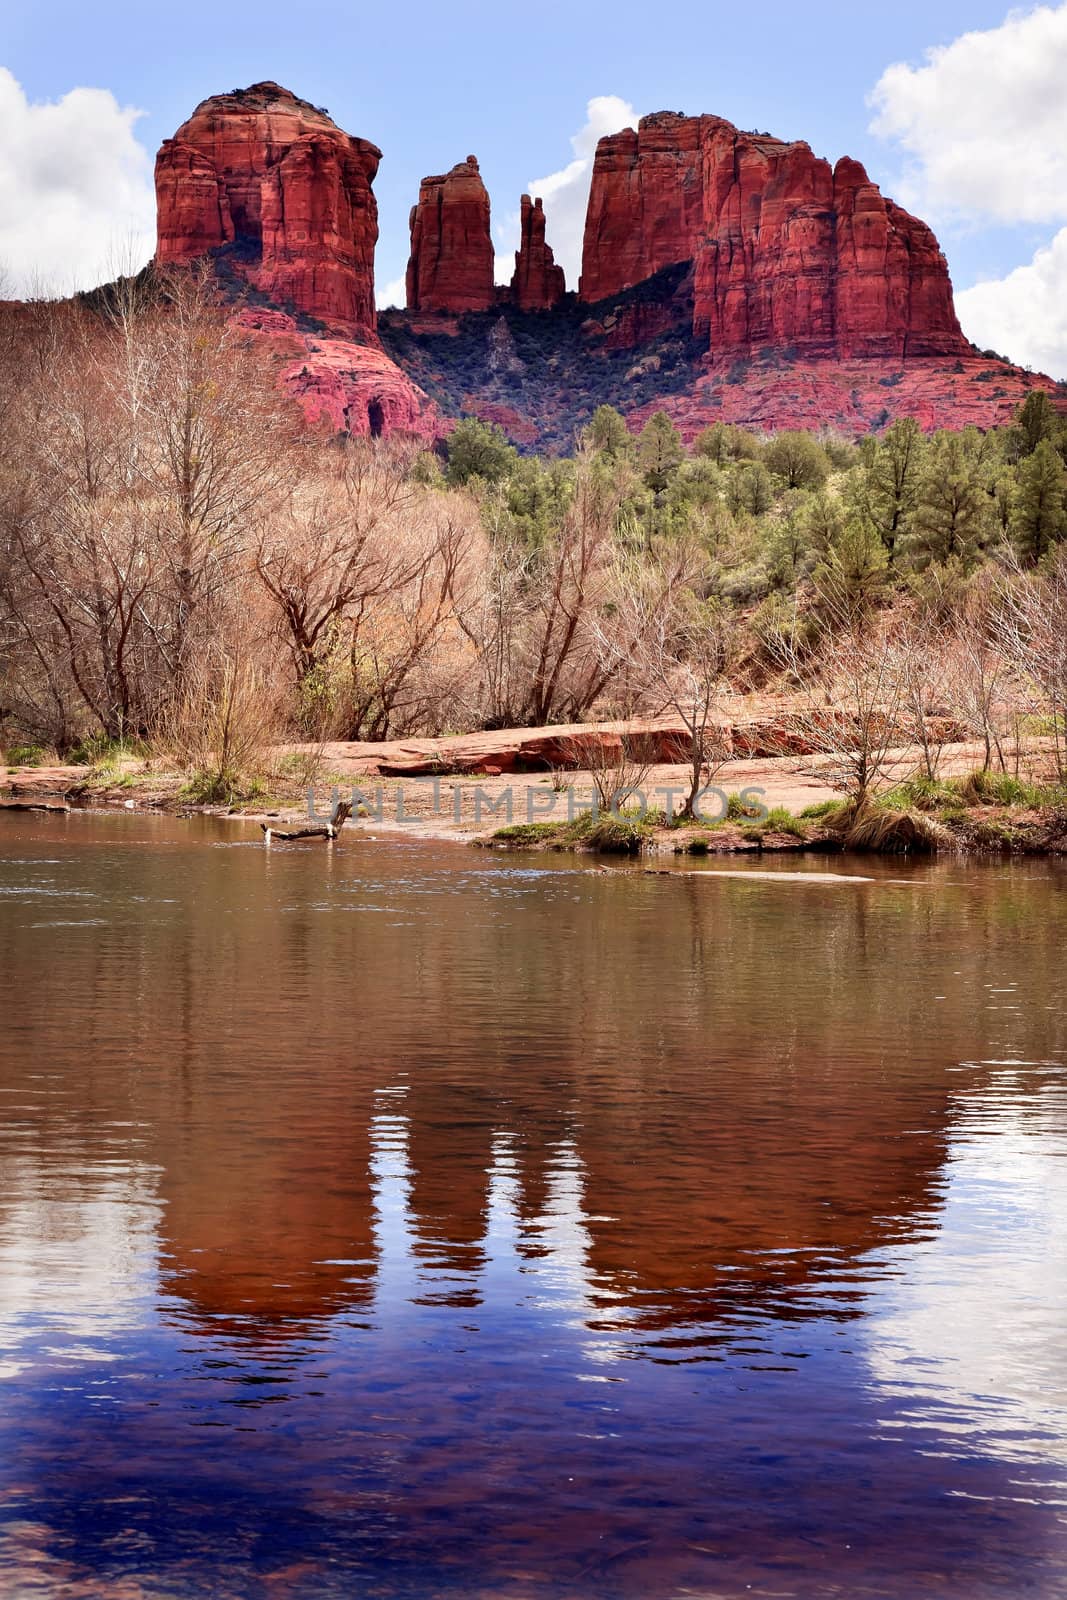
xmin=864 ymin=1063 xmax=1067 ymax=1478
xmin=2 ymin=818 xmax=1067 ymax=1596
xmin=0 ymin=1157 xmax=162 ymax=1379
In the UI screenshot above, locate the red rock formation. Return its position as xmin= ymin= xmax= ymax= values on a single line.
xmin=406 ymin=157 xmax=495 ymax=314
xmin=579 ymin=112 xmax=705 ymax=303
xmin=627 ymin=354 xmax=1056 ymax=440
xmin=579 ymin=112 xmax=969 ymax=361
xmin=510 ymin=195 xmax=566 ymax=311
xmin=155 ymin=82 xmax=380 ymax=333
xmin=235 ymin=310 xmax=439 ymax=442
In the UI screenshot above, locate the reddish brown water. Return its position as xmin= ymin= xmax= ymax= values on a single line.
xmin=0 ymin=810 xmax=1066 ymax=1598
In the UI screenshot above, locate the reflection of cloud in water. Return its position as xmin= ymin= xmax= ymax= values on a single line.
xmin=864 ymin=1066 xmax=1067 ymax=1471
xmin=0 ymin=1156 xmax=161 ymax=1378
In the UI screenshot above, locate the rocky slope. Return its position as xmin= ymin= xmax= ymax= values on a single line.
xmin=155 ymin=82 xmax=435 ymax=439
xmin=149 ymin=84 xmax=1060 ymax=447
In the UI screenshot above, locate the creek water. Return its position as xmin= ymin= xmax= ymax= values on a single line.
xmin=0 ymin=810 xmax=1065 ymax=1598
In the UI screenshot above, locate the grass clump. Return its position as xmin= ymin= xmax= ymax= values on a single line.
xmin=179 ymin=770 xmax=269 ymax=807
xmin=489 ymin=809 xmax=653 ymax=854
xmin=800 ymin=798 xmax=847 ymax=821
xmin=801 ymin=793 xmax=949 ymax=853
xmin=4 ymin=744 xmax=52 ymax=768
xmin=879 ymin=775 xmax=963 ymax=813
xmin=953 ymin=770 xmax=1051 ymax=809
xmin=488 ymin=821 xmax=562 ymax=846
xmin=842 ymin=802 xmax=951 ymax=855
xmin=67 ymin=733 xmax=148 ymax=766
xmin=746 ymin=805 xmax=808 ymax=839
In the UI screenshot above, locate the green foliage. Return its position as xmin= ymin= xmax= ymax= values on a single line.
xmin=1009 ymin=390 xmax=1062 ymax=460
xmin=762 ymin=430 xmax=831 ymax=491
xmin=489 ymin=811 xmax=653 ymax=854
xmin=178 ymin=769 xmax=268 ymax=807
xmin=637 ymin=410 xmax=685 ymax=493
xmin=726 ymin=461 xmax=774 ymax=517
xmin=800 ymin=798 xmax=847 ymax=820
xmin=848 ymin=416 xmax=924 ymax=563
xmin=67 ymin=732 xmax=148 ymax=766
xmin=813 ymin=518 xmax=888 ymax=610
xmin=902 ymin=432 xmax=991 ymax=570
xmin=408 ymin=449 xmax=445 ymax=486
xmin=586 ymin=404 xmax=633 ymax=459
xmin=4 ymin=743 xmax=51 ymax=767
xmin=746 ymin=805 xmax=807 ymax=838
xmin=444 ymin=417 xmax=519 ymax=487
xmin=1011 ymin=439 xmax=1066 ymax=564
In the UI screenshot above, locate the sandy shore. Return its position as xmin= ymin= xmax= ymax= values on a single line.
xmin=4 ymin=732 xmax=1064 ymax=857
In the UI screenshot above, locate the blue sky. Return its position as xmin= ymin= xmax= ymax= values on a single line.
xmin=3 ymin=0 xmax=1067 ymax=373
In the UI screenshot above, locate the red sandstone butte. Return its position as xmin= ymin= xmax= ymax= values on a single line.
xmin=579 ymin=111 xmax=968 ymax=362
xmin=406 ymin=157 xmax=495 ymax=314
xmin=510 ymin=195 xmax=566 ymax=311
xmin=579 ymin=113 xmax=705 ymax=304
xmin=155 ymin=82 xmax=380 ymax=333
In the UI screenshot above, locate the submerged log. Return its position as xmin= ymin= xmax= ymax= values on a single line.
xmin=0 ymin=798 xmax=71 ymax=813
xmin=261 ymin=800 xmax=351 ymax=844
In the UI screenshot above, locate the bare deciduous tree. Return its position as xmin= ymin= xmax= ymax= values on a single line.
xmin=997 ymin=550 xmax=1067 ymax=782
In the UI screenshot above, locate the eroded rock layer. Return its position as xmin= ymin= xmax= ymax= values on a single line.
xmin=406 ymin=157 xmax=495 ymax=314
xmin=510 ymin=195 xmax=566 ymax=311
xmin=155 ymin=82 xmax=380 ymax=333
xmin=580 ymin=112 xmax=969 ymax=361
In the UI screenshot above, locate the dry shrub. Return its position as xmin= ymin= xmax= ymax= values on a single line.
xmin=562 ymin=732 xmax=658 ymax=812
xmin=827 ymin=797 xmax=951 ymax=855
xmin=164 ymin=642 xmax=284 ymax=804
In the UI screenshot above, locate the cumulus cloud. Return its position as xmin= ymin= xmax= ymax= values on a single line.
xmin=869 ymin=4 xmax=1067 ymax=225
xmin=0 ymin=67 xmax=155 ymax=297
xmin=870 ymin=7 xmax=1067 ymax=377
xmin=494 ymin=95 xmax=640 ymax=291
xmin=957 ymin=228 xmax=1067 ymax=378
xmin=376 ymin=273 xmax=407 ymax=311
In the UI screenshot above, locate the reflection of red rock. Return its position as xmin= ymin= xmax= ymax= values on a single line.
xmin=406 ymin=157 xmax=495 ymax=314
xmin=405 ymin=1085 xmax=497 ymax=1307
xmin=510 ymin=196 xmax=566 ymax=311
xmin=155 ymin=82 xmax=380 ymax=334
xmin=160 ymin=1130 xmax=377 ymax=1332
xmin=575 ymin=1060 xmax=952 ymax=1330
xmin=579 ymin=111 xmax=968 ymax=362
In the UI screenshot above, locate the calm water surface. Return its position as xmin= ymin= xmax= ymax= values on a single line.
xmin=0 ymin=811 xmax=1066 ymax=1598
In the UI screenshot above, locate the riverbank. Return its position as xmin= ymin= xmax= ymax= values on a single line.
xmin=3 ymin=726 xmax=1066 ymax=858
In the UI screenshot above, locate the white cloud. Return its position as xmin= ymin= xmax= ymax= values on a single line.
xmin=494 ymin=95 xmax=640 ymax=290
xmin=376 ymin=272 xmax=407 ymax=311
xmin=865 ymin=1099 xmax=1067 ymax=1469
xmin=0 ymin=67 xmax=155 ymax=297
xmin=869 ymin=5 xmax=1067 ymax=225
xmin=870 ymin=9 xmax=1067 ymax=379
xmin=957 ymin=228 xmax=1067 ymax=378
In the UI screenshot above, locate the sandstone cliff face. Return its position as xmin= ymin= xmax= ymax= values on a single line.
xmin=579 ymin=112 xmax=968 ymax=361
xmin=406 ymin=157 xmax=495 ymax=314
xmin=579 ymin=113 xmax=705 ymax=304
xmin=155 ymin=82 xmax=380 ymax=333
xmin=510 ymin=195 xmax=566 ymax=311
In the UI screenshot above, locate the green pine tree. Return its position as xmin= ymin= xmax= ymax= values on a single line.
xmin=1011 ymin=439 xmax=1067 ymax=563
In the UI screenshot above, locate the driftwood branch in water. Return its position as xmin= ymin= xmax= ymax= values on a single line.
xmin=262 ymin=800 xmax=352 ymax=844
